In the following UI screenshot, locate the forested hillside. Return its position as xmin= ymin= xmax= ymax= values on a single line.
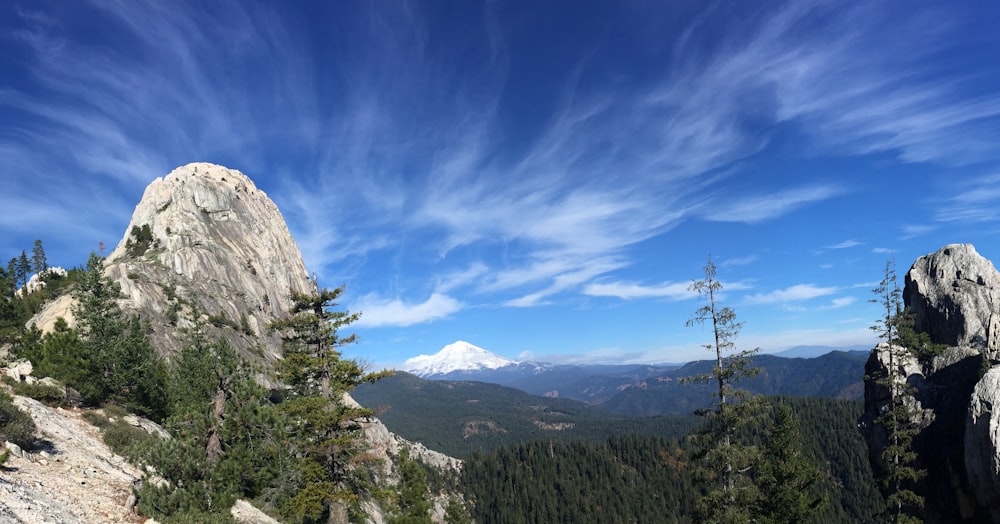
xmin=599 ymin=351 xmax=867 ymax=416
xmin=353 ymin=371 xmax=700 ymax=457
xmin=461 ymin=397 xmax=881 ymax=524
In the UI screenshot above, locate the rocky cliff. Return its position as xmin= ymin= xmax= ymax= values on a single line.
xmin=32 ymin=163 xmax=316 ymax=361
xmin=19 ymin=163 xmax=463 ymax=523
xmin=861 ymin=244 xmax=1000 ymax=523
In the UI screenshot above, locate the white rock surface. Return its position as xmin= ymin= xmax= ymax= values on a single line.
xmin=5 ymin=359 xmax=33 ymax=382
xmin=904 ymin=244 xmax=1000 ymax=359
xmin=30 ymin=163 xmax=317 ymax=361
xmin=231 ymin=499 xmax=280 ymax=523
xmin=0 ymin=397 xmax=144 ymax=523
xmin=965 ymin=366 xmax=1000 ymax=522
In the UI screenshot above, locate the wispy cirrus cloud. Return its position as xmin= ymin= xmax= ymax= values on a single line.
xmin=743 ymin=284 xmax=838 ymax=305
xmin=352 ymin=293 xmax=462 ymax=328
xmin=583 ymin=281 xmax=695 ymax=300
xmin=935 ymin=174 xmax=1000 ymax=223
xmin=5 ymin=0 xmax=1000 ymax=322
xmin=828 ymin=240 xmax=862 ymax=249
xmin=701 ymin=186 xmax=843 ymax=224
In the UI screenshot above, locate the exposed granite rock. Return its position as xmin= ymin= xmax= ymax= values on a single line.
xmin=966 ymin=366 xmax=1000 ymax=523
xmin=20 ymin=163 xmax=466 ymax=522
xmin=863 ymin=244 xmax=1000 ymax=523
xmin=30 ymin=163 xmax=316 ymax=362
xmin=904 ymin=244 xmax=1000 ymax=359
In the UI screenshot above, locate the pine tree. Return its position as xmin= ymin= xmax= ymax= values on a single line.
xmin=15 ymin=251 xmax=31 ymax=289
xmin=389 ymin=448 xmax=433 ymax=524
xmin=31 ymin=240 xmax=47 ymax=274
xmin=868 ymin=259 xmax=925 ymax=523
xmin=72 ymin=253 xmax=167 ymax=420
xmin=138 ymin=333 xmax=288 ymax=521
xmin=684 ymin=255 xmax=765 ymax=523
xmin=268 ymin=287 xmax=392 ymax=522
xmin=755 ymin=403 xmax=826 ymax=523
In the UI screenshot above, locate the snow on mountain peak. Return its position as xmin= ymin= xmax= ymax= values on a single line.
xmin=402 ymin=341 xmax=521 ymax=376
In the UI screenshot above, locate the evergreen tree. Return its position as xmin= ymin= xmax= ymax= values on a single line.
xmin=72 ymin=253 xmax=167 ymax=420
xmin=31 ymin=240 xmax=47 ymax=274
xmin=268 ymin=287 xmax=392 ymax=522
xmin=755 ymin=403 xmax=826 ymax=523
xmin=36 ymin=318 xmax=88 ymax=387
xmin=389 ymin=448 xmax=433 ymax=524
xmin=138 ymin=334 xmax=288 ymax=521
xmin=15 ymin=251 xmax=31 ymax=289
xmin=868 ymin=259 xmax=925 ymax=523
xmin=684 ymin=255 xmax=765 ymax=523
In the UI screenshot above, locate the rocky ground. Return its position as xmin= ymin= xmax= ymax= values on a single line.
xmin=0 ymin=395 xmax=145 ymax=524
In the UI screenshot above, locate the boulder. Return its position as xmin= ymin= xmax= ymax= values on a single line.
xmin=5 ymin=358 xmax=33 ymax=382
xmin=904 ymin=244 xmax=1000 ymax=359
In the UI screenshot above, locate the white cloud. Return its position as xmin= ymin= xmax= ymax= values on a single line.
xmin=827 ymin=296 xmax=857 ymax=309
xmin=743 ymin=284 xmax=838 ymax=305
xmin=702 ymin=186 xmax=842 ymax=224
xmin=583 ymin=281 xmax=694 ymax=300
xmin=935 ymin=175 xmax=1000 ymax=224
xmin=719 ymin=255 xmax=759 ymax=268
xmin=353 ymin=293 xmax=462 ymax=328
xmin=828 ymin=240 xmax=861 ymax=249
xmin=900 ymin=224 xmax=935 ymax=240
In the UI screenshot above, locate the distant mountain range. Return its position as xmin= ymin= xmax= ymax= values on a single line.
xmin=352 ymin=372 xmax=700 ymax=458
xmin=399 ymin=341 xmax=871 ymax=411
xmin=356 ymin=342 xmax=872 ymax=457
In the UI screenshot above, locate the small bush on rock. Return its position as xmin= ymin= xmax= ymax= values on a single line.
xmin=0 ymin=391 xmax=36 ymax=449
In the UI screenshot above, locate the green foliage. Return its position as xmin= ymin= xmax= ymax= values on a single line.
xmin=463 ymin=435 xmax=698 ymax=523
xmin=125 ymin=224 xmax=157 ymax=258
xmin=266 ymin=287 xmax=391 ymax=522
xmin=137 ymin=332 xmax=288 ymax=522
xmin=755 ymin=403 xmax=826 ymax=523
xmin=0 ymin=391 xmax=37 ymax=449
xmin=388 ymin=449 xmax=432 ymax=524
xmin=81 ymin=410 xmax=111 ymax=429
xmin=444 ymin=497 xmax=472 ymax=524
xmin=100 ymin=418 xmax=161 ymax=462
xmin=460 ymin=397 xmax=880 ymax=524
xmin=895 ymin=308 xmax=946 ymax=363
xmin=31 ymin=240 xmax=47 ymax=274
xmin=69 ymin=254 xmax=168 ymax=420
xmin=867 ymin=260 xmax=926 ymax=523
xmin=684 ymin=255 xmax=766 ymax=522
xmin=2 ymin=377 xmax=67 ymax=407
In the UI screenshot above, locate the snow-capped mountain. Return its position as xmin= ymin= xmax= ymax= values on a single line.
xmin=402 ymin=341 xmax=522 ymax=376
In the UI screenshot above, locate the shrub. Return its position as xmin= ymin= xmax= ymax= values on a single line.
xmin=101 ymin=419 xmax=159 ymax=461
xmin=81 ymin=411 xmax=110 ymax=429
xmin=7 ymin=381 xmax=66 ymax=407
xmin=0 ymin=391 xmax=37 ymax=449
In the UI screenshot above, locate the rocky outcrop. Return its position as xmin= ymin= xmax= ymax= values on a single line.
xmin=0 ymin=397 xmax=147 ymax=523
xmin=31 ymin=163 xmax=316 ymax=361
xmin=21 ymin=163 xmax=465 ymax=522
xmin=862 ymin=244 xmax=1000 ymax=522
xmin=904 ymin=244 xmax=1000 ymax=359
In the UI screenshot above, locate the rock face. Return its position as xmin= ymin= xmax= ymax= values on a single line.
xmin=904 ymin=244 xmax=1000 ymax=359
xmin=22 ymin=163 xmax=466 ymax=522
xmin=105 ymin=162 xmax=315 ymax=360
xmin=33 ymin=163 xmax=316 ymax=361
xmin=862 ymin=244 xmax=1000 ymax=523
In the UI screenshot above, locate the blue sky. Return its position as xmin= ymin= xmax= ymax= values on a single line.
xmin=3 ymin=1 xmax=1000 ymax=368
